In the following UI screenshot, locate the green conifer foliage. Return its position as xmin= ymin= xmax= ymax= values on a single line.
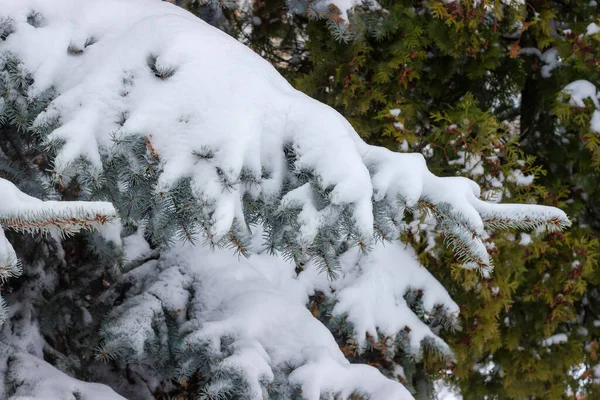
xmin=0 ymin=52 xmax=115 ymax=323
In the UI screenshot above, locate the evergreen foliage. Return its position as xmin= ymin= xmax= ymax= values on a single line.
xmin=0 ymin=51 xmax=115 ymax=325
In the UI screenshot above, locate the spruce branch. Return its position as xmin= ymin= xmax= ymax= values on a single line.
xmin=0 ymin=254 xmax=21 ymax=282
xmin=476 ymin=202 xmax=572 ymax=232
xmin=0 ymin=204 xmax=115 ymax=236
xmin=417 ymin=199 xmax=491 ymax=272
xmin=0 ymin=177 xmax=116 ymax=326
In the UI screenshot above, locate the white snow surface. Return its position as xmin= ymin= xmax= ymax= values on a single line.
xmin=521 ymin=47 xmax=561 ymax=78
xmin=540 ymin=333 xmax=568 ymax=347
xmin=563 ymin=80 xmax=600 ymax=109
xmin=508 ymin=169 xmax=534 ymax=186
xmin=106 ymin=231 xmax=454 ymax=399
xmin=587 ymin=22 xmax=600 ymax=36
xmin=449 ymin=151 xmax=484 ymax=178
xmin=592 ymin=110 xmax=600 ymax=133
xmin=563 ymin=80 xmax=600 ymax=133
xmin=435 ymin=380 xmax=462 ymax=399
xmin=0 ymin=342 xmax=125 ymax=399
xmin=0 ymin=0 xmax=568 ymax=257
xmin=316 ymin=241 xmax=459 ymax=354
xmin=519 ymin=232 xmax=532 ymax=246
xmin=540 ymin=48 xmax=559 ymax=78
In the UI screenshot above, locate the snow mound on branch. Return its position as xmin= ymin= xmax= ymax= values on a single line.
xmin=592 ymin=110 xmax=600 ymax=133
xmin=540 ymin=333 xmax=568 ymax=347
xmin=563 ymin=80 xmax=599 ymax=108
xmin=98 ymin=233 xmax=443 ymax=399
xmin=587 ymin=22 xmax=600 ymax=36
xmin=190 ymin=248 xmax=409 ymax=399
xmin=563 ymin=80 xmax=600 ymax=134
xmin=0 ymin=0 xmax=569 ymax=271
xmin=287 ymin=0 xmax=382 ymax=24
xmin=301 ymin=241 xmax=459 ymax=354
xmin=0 ymin=341 xmax=124 ymax=399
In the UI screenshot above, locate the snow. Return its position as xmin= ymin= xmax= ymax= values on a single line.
xmin=563 ymin=81 xmax=600 ymax=133
xmin=390 ymin=108 xmax=401 ymax=117
xmin=586 ymin=23 xmax=600 ymax=36
xmin=563 ymin=80 xmax=599 ymax=108
xmin=101 ymin=232 xmax=431 ymax=399
xmin=0 ymin=178 xmax=115 ymax=232
xmin=422 ymin=143 xmax=433 ymax=158
xmin=122 ymin=228 xmax=152 ymax=263
xmin=288 ymin=351 xmax=407 ymax=399
xmin=0 ymin=341 xmax=124 ymax=399
xmin=540 ymin=333 xmax=568 ymax=347
xmin=400 ymin=139 xmax=409 ymax=152
xmin=591 ymin=110 xmax=600 ymax=133
xmin=0 ymin=0 xmax=370 ymax=242
xmin=312 ymin=241 xmax=459 ymax=353
xmin=0 ymin=0 xmax=569 ymax=271
xmin=521 ymin=47 xmax=561 ymax=78
xmin=96 ymin=219 xmax=123 ymax=246
xmin=540 ymin=48 xmax=559 ymax=78
xmin=520 ymin=47 xmax=542 ymax=58
xmin=508 ymin=169 xmax=535 ymax=186
xmin=449 ymin=152 xmax=485 ymax=178
xmin=435 ymin=380 xmax=462 ymax=399
xmin=394 ymin=121 xmax=406 ymax=130
xmin=519 ymin=233 xmax=532 ymax=246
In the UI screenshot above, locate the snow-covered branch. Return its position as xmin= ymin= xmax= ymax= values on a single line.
xmin=1 ymin=0 xmax=569 ymax=274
